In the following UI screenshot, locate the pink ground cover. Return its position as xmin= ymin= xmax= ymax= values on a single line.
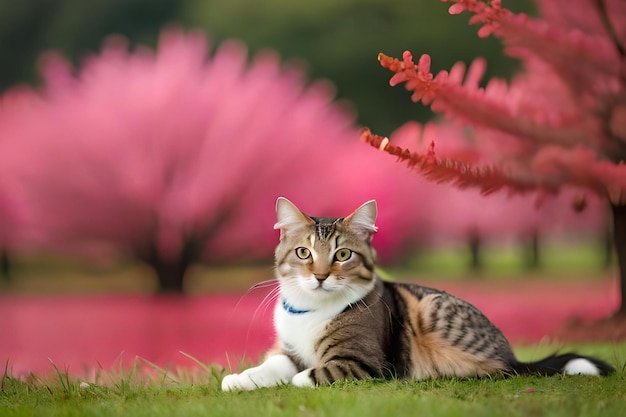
xmin=0 ymin=278 xmax=620 ymax=377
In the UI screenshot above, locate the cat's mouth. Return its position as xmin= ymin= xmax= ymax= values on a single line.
xmin=296 ymin=276 xmax=332 ymax=293
xmin=310 ymin=278 xmax=341 ymax=293
xmin=311 ymin=282 xmax=330 ymax=291
xmin=293 ymin=275 xmax=341 ymax=294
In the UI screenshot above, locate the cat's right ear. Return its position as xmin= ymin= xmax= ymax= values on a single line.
xmin=274 ymin=197 xmax=314 ymax=238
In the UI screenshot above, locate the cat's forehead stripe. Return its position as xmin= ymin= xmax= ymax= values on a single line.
xmin=310 ymin=216 xmax=342 ymax=241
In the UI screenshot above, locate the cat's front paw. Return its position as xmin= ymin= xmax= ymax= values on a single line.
xmin=222 ymin=373 xmax=259 ymax=391
xmin=222 ymin=370 xmax=281 ymax=391
xmin=222 ymin=355 xmax=299 ymax=391
xmin=291 ymin=369 xmax=315 ymax=387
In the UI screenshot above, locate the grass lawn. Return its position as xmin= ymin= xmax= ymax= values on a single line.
xmin=396 ymin=240 xmax=611 ymax=280
xmin=2 ymin=343 xmax=625 ymax=417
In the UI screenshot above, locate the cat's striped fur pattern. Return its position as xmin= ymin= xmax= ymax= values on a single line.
xmin=221 ymin=198 xmax=614 ymax=391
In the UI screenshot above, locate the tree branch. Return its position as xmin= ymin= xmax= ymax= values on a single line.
xmin=360 ymin=128 xmax=557 ymax=195
xmin=378 ymin=51 xmax=590 ymax=148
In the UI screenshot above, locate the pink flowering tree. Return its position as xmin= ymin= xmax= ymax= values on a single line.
xmin=382 ymin=120 xmax=607 ymax=270
xmin=362 ymin=0 xmax=626 ymax=316
xmin=0 ymin=30 xmax=427 ymax=293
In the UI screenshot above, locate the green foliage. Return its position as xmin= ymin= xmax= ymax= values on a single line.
xmin=180 ymin=0 xmax=534 ymax=133
xmin=2 ymin=343 xmax=625 ymax=417
xmin=0 ymin=0 xmax=535 ymax=134
xmin=0 ymin=0 xmax=180 ymax=91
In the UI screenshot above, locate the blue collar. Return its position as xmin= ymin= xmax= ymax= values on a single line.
xmin=281 ymin=298 xmax=313 ymax=315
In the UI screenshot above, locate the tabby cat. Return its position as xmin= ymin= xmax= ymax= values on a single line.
xmin=221 ymin=198 xmax=614 ymax=391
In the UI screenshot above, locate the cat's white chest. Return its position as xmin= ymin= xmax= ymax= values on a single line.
xmin=274 ymin=302 xmax=343 ymax=368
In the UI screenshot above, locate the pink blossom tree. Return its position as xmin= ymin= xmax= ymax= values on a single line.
xmin=0 ymin=30 xmax=428 ymax=293
xmin=362 ymin=0 xmax=626 ymax=316
xmin=382 ymin=120 xmax=607 ymax=270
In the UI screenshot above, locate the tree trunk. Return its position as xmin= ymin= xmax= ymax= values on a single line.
xmin=611 ymin=204 xmax=626 ymax=316
xmin=468 ymin=231 xmax=482 ymax=273
xmin=145 ymin=248 xmax=192 ymax=294
xmin=0 ymin=249 xmax=10 ymax=281
xmin=523 ymin=231 xmax=540 ymax=270
xmin=138 ymin=235 xmax=200 ymax=294
xmin=603 ymin=221 xmax=614 ymax=269
xmin=152 ymin=258 xmax=189 ymax=293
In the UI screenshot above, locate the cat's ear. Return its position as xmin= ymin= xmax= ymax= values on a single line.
xmin=274 ymin=197 xmax=314 ymax=238
xmin=344 ymin=200 xmax=378 ymax=241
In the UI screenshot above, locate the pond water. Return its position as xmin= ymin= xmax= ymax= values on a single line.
xmin=0 ymin=279 xmax=619 ymax=377
xmin=1 ymin=292 xmax=274 ymax=377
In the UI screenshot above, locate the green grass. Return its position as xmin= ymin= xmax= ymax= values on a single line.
xmin=396 ymin=240 xmax=611 ymax=280
xmin=2 ymin=343 xmax=625 ymax=417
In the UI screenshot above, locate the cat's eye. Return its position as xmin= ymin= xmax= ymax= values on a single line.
xmin=334 ymin=249 xmax=352 ymax=262
xmin=295 ymin=247 xmax=311 ymax=259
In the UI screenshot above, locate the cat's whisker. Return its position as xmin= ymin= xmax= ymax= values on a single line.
xmin=244 ymin=286 xmax=283 ymax=347
xmin=262 ymin=287 xmax=283 ymax=316
xmin=286 ymin=281 xmax=307 ymax=304
xmin=254 ymin=285 xmax=282 ymax=320
xmin=354 ymin=291 xmax=374 ymax=317
xmin=340 ymin=285 xmax=369 ymax=315
xmin=246 ymin=287 xmax=279 ymax=338
xmin=338 ymin=288 xmax=357 ymax=310
xmin=234 ymin=279 xmax=279 ymax=311
xmin=249 ymin=279 xmax=280 ymax=290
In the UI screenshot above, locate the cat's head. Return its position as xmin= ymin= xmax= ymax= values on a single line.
xmin=273 ymin=197 xmax=378 ymax=307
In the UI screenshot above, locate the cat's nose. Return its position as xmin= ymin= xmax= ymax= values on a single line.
xmin=314 ymin=273 xmax=329 ymax=281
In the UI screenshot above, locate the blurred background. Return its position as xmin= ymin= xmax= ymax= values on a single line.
xmin=1 ymin=0 xmax=613 ymax=296
xmin=1 ymin=0 xmax=621 ymax=377
xmin=1 ymin=0 xmax=527 ymax=133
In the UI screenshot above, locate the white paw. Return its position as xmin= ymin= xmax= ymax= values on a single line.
xmin=222 ymin=373 xmax=258 ymax=391
xmin=291 ymin=369 xmax=315 ymax=387
xmin=221 ymin=368 xmax=280 ymax=391
xmin=563 ymin=359 xmax=600 ymax=376
xmin=221 ymin=355 xmax=298 ymax=391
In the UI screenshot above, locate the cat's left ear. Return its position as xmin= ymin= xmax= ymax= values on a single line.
xmin=344 ymin=200 xmax=378 ymax=241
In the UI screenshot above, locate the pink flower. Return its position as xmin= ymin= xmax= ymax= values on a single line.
xmin=443 ymin=0 xmax=486 ymax=15
xmin=382 ymin=51 xmax=449 ymax=105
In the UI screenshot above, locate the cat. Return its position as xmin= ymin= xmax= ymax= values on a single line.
xmin=221 ymin=197 xmax=615 ymax=391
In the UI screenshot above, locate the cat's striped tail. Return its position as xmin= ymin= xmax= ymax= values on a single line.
xmin=510 ymin=353 xmax=615 ymax=376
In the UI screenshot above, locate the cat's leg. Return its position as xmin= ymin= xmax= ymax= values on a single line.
xmin=221 ymin=354 xmax=298 ymax=391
